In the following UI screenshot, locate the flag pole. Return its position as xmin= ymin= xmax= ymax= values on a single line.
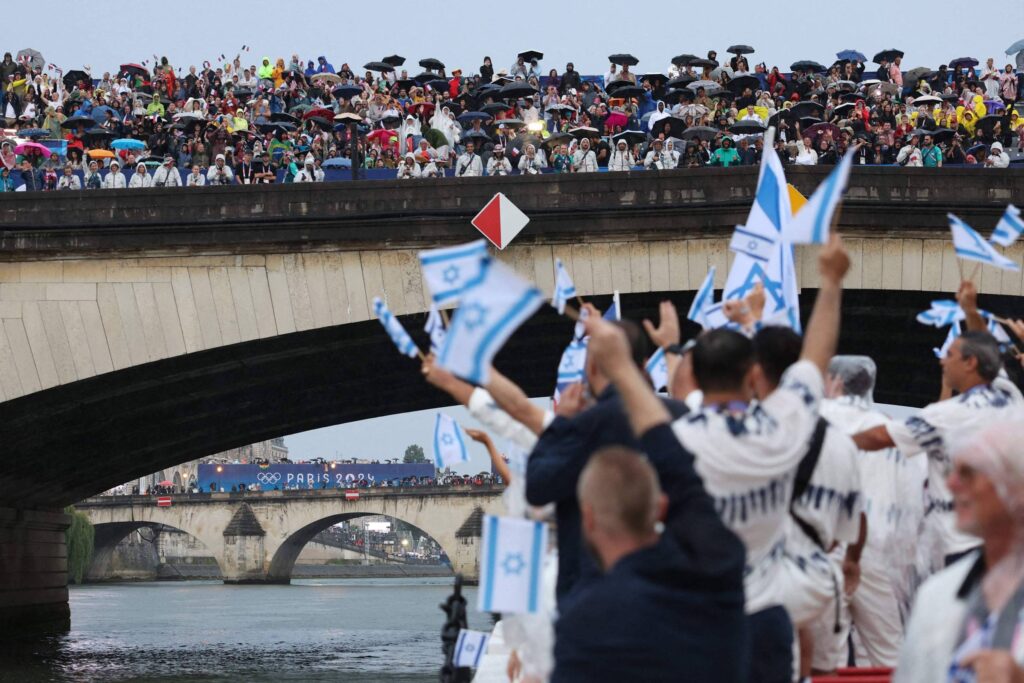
xmin=440 ymin=309 xmax=450 ymax=327
xmin=969 ymin=261 xmax=982 ymax=283
xmin=562 ymin=304 xmax=581 ymax=322
xmin=956 ymin=256 xmax=965 ymax=282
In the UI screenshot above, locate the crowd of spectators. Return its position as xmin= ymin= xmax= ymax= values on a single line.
xmin=2 ymin=45 xmax=1022 ymax=190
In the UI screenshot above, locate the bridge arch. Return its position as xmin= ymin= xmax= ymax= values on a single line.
xmin=88 ymin=521 xmax=223 ymax=582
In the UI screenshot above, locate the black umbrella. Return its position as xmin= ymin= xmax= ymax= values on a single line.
xmin=833 ymin=102 xmax=856 ymax=116
xmin=412 ymin=71 xmax=440 ymax=84
xmin=608 ymin=53 xmax=639 ymax=66
xmin=650 ymin=117 xmax=686 ymax=139
xmin=480 ymin=102 xmax=511 ymax=115
xmin=930 ymin=128 xmax=956 ymax=143
xmin=332 ymin=85 xmax=363 ymax=100
xmin=494 ymin=118 xmax=526 ymax=130
xmin=639 ymin=73 xmax=668 ymax=89
xmin=666 ymin=74 xmax=696 ymax=89
xmin=976 ymin=115 xmax=1004 ymax=133
xmin=61 ymin=115 xmax=96 ymax=129
xmin=419 ymin=58 xmax=445 ymax=71
xmin=790 ymin=60 xmax=827 ymax=73
xmin=306 ymin=116 xmax=333 ymax=130
xmin=457 ymin=111 xmax=492 ymax=126
xmin=382 ymin=55 xmax=405 ymax=67
xmin=546 ymin=104 xmax=576 ymax=116
xmin=232 ymin=88 xmax=254 ymax=100
xmin=727 ymin=45 xmax=755 ymax=55
xmin=613 ymin=130 xmax=648 ymax=147
xmin=798 ymin=116 xmax=824 ymax=128
xmin=680 ymin=125 xmax=719 ymax=141
xmin=671 ymin=54 xmax=701 ymax=67
xmin=392 ymin=79 xmax=415 ymax=92
xmin=460 ymin=130 xmax=492 ymax=143
xmin=872 ymin=49 xmax=904 ymax=64
xmin=840 ymin=92 xmax=866 ymax=103
xmin=500 ymin=82 xmax=537 ymax=99
xmin=364 ymin=61 xmax=395 ymax=73
xmin=727 ymin=75 xmax=760 ymax=93
xmin=661 ymin=89 xmax=694 ymax=105
xmin=608 ymin=85 xmax=646 ymax=99
xmin=541 ymin=132 xmax=573 ymax=150
xmin=791 ymin=101 xmax=826 ymax=118
xmin=518 ymin=50 xmax=544 ymax=62
xmin=258 ymin=121 xmax=295 ymax=133
xmin=569 ymin=126 xmax=600 ymax=139
xmin=767 ymin=110 xmax=795 ymax=128
xmin=270 ymin=112 xmax=299 ymax=124
xmin=729 ymin=120 xmax=766 ymax=134
xmin=949 ymin=57 xmax=980 ymax=70
xmin=62 ymin=69 xmax=90 ymax=90
xmin=82 ymin=127 xmax=114 ymax=141
xmin=689 ymin=58 xmax=718 ymax=70
xmin=966 ymin=143 xmax=988 ymax=156
xmin=424 ymin=79 xmax=450 ymax=91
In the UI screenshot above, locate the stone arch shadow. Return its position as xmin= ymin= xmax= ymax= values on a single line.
xmin=87 ymin=521 xmax=223 ymax=582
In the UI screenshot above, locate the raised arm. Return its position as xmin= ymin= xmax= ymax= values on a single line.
xmin=801 ymin=234 xmax=851 ymax=377
xmin=956 ymin=279 xmax=987 ymax=333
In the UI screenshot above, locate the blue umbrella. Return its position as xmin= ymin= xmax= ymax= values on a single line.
xmin=322 ymin=157 xmax=351 ymax=169
xmin=1006 ymin=39 xmax=1024 ymax=55
xmin=90 ymin=105 xmax=117 ymax=123
xmin=111 ymin=138 xmax=146 ymax=151
xmin=836 ymin=50 xmax=866 ymax=63
xmin=18 ymin=128 xmax=50 ymax=138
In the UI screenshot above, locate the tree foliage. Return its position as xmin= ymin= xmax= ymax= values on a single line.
xmin=64 ymin=506 xmax=95 ymax=585
xmin=403 ymin=444 xmax=426 ymax=463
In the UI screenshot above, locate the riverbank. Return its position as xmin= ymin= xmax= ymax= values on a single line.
xmin=85 ymin=562 xmax=454 ymax=583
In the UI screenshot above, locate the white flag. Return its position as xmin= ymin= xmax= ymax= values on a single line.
xmin=478 ymin=514 xmax=548 ymax=614
xmin=436 ymin=257 xmax=544 ymax=385
xmin=454 ymin=629 xmax=491 ymax=668
xmin=990 ymin=204 xmax=1023 ymax=248
xmin=646 ymin=347 xmax=669 ymax=392
xmin=552 ymin=258 xmax=577 ymax=314
xmin=916 ymin=300 xmax=963 ymax=328
xmin=373 ymin=297 xmax=419 ymax=358
xmin=786 ymin=147 xmax=856 ymax=245
xmin=425 ymin=303 xmax=447 ymax=353
xmin=419 ymin=239 xmax=489 ymax=305
xmin=433 ymin=413 xmax=469 ymax=469
xmin=687 ymin=267 xmax=717 ymax=327
xmin=556 ymin=338 xmax=588 ymax=393
xmin=729 ymin=225 xmax=778 ymax=263
xmin=949 ymin=213 xmax=1020 ymax=272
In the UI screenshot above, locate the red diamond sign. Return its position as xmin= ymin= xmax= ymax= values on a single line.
xmin=156 ymin=496 xmax=172 ymax=507
xmin=471 ymin=192 xmax=530 ymax=250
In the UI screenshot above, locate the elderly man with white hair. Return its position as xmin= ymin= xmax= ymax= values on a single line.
xmin=895 ymin=414 xmax=1024 ymax=683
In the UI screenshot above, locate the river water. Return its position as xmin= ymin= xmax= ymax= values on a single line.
xmin=1 ymin=578 xmax=491 ymax=683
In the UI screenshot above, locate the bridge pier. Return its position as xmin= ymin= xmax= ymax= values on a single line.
xmin=0 ymin=507 xmax=71 ymax=637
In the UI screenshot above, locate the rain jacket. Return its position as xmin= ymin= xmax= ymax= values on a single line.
xmin=102 ymin=167 xmax=126 ymax=189
xmin=257 ymin=59 xmax=274 ymax=80
xmin=129 ymin=164 xmax=153 ymax=188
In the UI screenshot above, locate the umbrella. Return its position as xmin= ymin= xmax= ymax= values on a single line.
xmin=791 ymin=101 xmax=826 ymax=118
xmin=457 ymin=111 xmax=492 ymax=125
xmin=729 ymin=120 xmax=766 ymax=134
xmin=869 ymin=82 xmax=901 ymax=96
xmin=677 ymin=103 xmax=709 ymax=118
xmin=322 ymin=157 xmax=352 ymax=169
xmin=14 ymin=141 xmax=51 ymax=156
xmin=546 ymin=104 xmax=576 ymax=116
xmin=481 ymin=102 xmax=511 ymax=115
xmin=662 ymin=89 xmax=694 ymax=105
xmin=499 ymin=82 xmax=537 ymax=99
xmin=332 ymin=85 xmax=363 ymax=100
xmin=392 ymin=78 xmax=415 ymax=92
xmin=803 ymin=122 xmax=841 ymax=140
xmin=423 ymin=79 xmax=450 ymax=92
xmin=173 ymin=111 xmax=205 ymax=121
xmin=613 ymin=130 xmax=648 ymax=147
xmin=826 ymin=80 xmax=858 ymax=92
xmin=18 ymin=128 xmax=50 ymax=138
xmin=232 ymin=88 xmax=254 ymax=100
xmin=157 ymin=480 xmax=174 ymax=488
xmin=1006 ymin=40 xmax=1024 ymax=55
xmin=259 ymin=122 xmax=295 ymax=133
xmin=495 ymin=118 xmax=526 ymax=129
xmin=541 ymin=132 xmax=573 ymax=150
xmin=710 ymin=66 xmax=734 ymax=80
xmin=872 ymin=49 xmax=903 ymax=64
xmin=607 ymin=85 xmax=645 ymax=99
xmin=976 ymin=115 xmax=1004 ymax=133
xmin=334 ymin=112 xmax=363 ymax=124
xmin=671 ymin=54 xmax=700 ymax=67
xmin=460 ymin=130 xmax=492 ymax=144
xmin=727 ymin=45 xmax=755 ymax=55
xmin=767 ymin=110 xmax=795 ymax=128
xmin=408 ymin=101 xmax=436 ymax=115
xmin=62 ymin=69 xmax=90 ymax=90
xmin=311 ymin=73 xmax=342 ymax=85
xmin=382 ymin=55 xmax=406 ymax=67
xmin=833 ymin=102 xmax=856 ymax=116
xmin=799 ymin=116 xmax=823 ymax=128
xmin=419 ymin=58 xmax=445 ymax=70
xmin=90 ymin=105 xmax=117 ymax=123
xmin=836 ymin=50 xmax=866 ymax=63
xmin=930 ymin=128 xmax=956 ymax=143
xmin=82 ymin=128 xmax=114 ymax=141
xmin=639 ymin=73 xmax=668 ymax=89
xmin=569 ymin=126 xmax=600 ymax=139
xmin=518 ymin=50 xmax=544 ymax=62
xmin=368 ymin=128 xmax=400 ymax=144
xmin=680 ymin=125 xmax=719 ymax=141
xmin=412 ymin=71 xmax=441 ymax=84
xmin=650 ymin=117 xmax=687 ymax=139
xmin=790 ymin=60 xmax=827 ymax=73
xmin=306 ymin=116 xmax=333 ymax=130
xmin=270 ymin=112 xmax=299 ymax=124
xmin=16 ymin=48 xmax=44 ymax=71
xmin=608 ymin=53 xmax=639 ymax=66
xmin=687 ymin=79 xmax=721 ymax=92
xmin=689 ymin=58 xmax=718 ymax=70
xmin=87 ymin=149 xmax=115 ymax=159
xmin=948 ymin=57 xmax=979 ymax=69
xmin=112 ymin=138 xmax=146 ymax=151
xmin=666 ymin=74 xmax=696 ymax=89
xmin=303 ymin=107 xmax=334 ymax=121
xmin=364 ymin=61 xmax=395 ymax=73
xmin=912 ymin=95 xmax=942 ymax=106
xmin=727 ymin=75 xmax=760 ymax=94
xmin=119 ymin=63 xmax=150 ymax=80
xmin=904 ymin=67 xmax=932 ymax=83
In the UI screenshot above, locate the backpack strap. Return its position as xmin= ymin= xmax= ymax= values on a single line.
xmin=790 ymin=417 xmax=829 ymax=550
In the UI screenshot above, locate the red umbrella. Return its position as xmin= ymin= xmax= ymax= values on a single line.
xmin=157 ymin=480 xmax=174 ymax=487
xmin=803 ymin=122 xmax=841 ymax=141
xmin=408 ymin=102 xmax=435 ymax=116
xmin=367 ymin=128 xmax=398 ymax=148
xmin=303 ymin=107 xmax=334 ymax=121
xmin=605 ymin=111 xmax=629 ymax=129
xmin=14 ymin=141 xmax=51 ymax=156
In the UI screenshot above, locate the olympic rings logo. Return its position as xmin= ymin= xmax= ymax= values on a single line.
xmin=256 ymin=472 xmax=281 ymax=484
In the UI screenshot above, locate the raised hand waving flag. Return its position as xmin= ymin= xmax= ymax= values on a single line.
xmin=373 ymin=297 xmax=420 ymax=358
xmin=646 ymin=347 xmax=669 ymax=392
xmin=433 ymin=413 xmax=470 ymax=469
xmin=556 ymin=338 xmax=588 ymax=394
xmin=990 ymin=204 xmax=1023 ymax=248
xmin=478 ymin=514 xmax=548 ymax=614
xmin=916 ymin=300 xmax=963 ymax=328
xmin=437 ymin=257 xmax=544 ymax=384
xmin=786 ymin=146 xmax=856 ymax=244
xmin=949 ymin=213 xmax=1020 ymax=271
xmin=687 ymin=267 xmax=717 ymax=327
xmin=424 ymin=302 xmax=446 ymax=353
xmin=419 ymin=239 xmax=489 ymax=305
xmin=552 ymin=258 xmax=578 ymax=314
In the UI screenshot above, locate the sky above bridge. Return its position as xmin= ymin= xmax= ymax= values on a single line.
xmin=29 ymin=0 xmax=1024 ymax=79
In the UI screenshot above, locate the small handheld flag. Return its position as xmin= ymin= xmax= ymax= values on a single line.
xmin=603 ymin=290 xmax=622 ymax=321
xmin=436 ymin=257 xmax=544 ymax=385
xmin=425 ymin=303 xmax=447 ymax=353
xmin=478 ymin=514 xmax=548 ymax=614
xmin=916 ymin=300 xmax=962 ymax=328
xmin=453 ymin=629 xmax=491 ymax=668
xmin=949 ymin=214 xmax=1020 ymax=272
xmin=373 ymin=297 xmax=420 ymax=358
xmin=729 ymin=225 xmax=778 ymax=262
xmin=419 ymin=239 xmax=489 ymax=305
xmin=552 ymin=258 xmax=578 ymax=314
xmin=786 ymin=147 xmax=856 ymax=245
xmin=646 ymin=347 xmax=669 ymax=392
xmin=433 ymin=413 xmax=470 ymax=469
xmin=990 ymin=204 xmax=1023 ymax=249
xmin=687 ymin=267 xmax=717 ymax=327
xmin=556 ymin=339 xmax=588 ymax=392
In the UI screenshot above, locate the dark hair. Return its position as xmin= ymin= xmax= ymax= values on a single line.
xmin=753 ymin=327 xmax=802 ymax=387
xmin=958 ymin=331 xmax=1001 ymax=381
xmin=692 ymin=329 xmax=754 ymax=392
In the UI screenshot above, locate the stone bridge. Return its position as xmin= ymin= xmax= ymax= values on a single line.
xmin=76 ymin=487 xmax=504 ymax=584
xmin=1 ymin=168 xmax=1022 ymax=635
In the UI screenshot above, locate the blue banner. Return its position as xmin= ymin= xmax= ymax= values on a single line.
xmin=197 ymin=462 xmax=436 ymax=492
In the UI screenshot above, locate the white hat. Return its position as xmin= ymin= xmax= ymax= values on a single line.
xmin=992 ymin=142 xmax=1004 ymax=152
xmin=216 ymin=153 xmax=225 ymax=161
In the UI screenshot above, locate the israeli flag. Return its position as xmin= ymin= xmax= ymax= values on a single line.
xmin=436 ymin=257 xmax=544 ymax=385
xmin=556 ymin=338 xmax=588 ymax=393
xmin=552 ymin=258 xmax=577 ymax=314
xmin=604 ymin=290 xmax=622 ymax=321
xmin=478 ymin=514 xmax=548 ymax=614
xmin=373 ymin=297 xmax=419 ymax=358
xmin=934 ymin=322 xmax=961 ymax=359
xmin=433 ymin=413 xmax=470 ymax=469
xmin=687 ymin=267 xmax=717 ymax=327
xmin=646 ymin=347 xmax=669 ymax=392
xmin=990 ymin=204 xmax=1023 ymax=248
xmin=453 ymin=629 xmax=491 ymax=668
xmin=419 ymin=239 xmax=490 ymax=305
xmin=985 ymin=314 xmax=1013 ymax=344
xmin=424 ymin=303 xmax=447 ymax=353
xmin=729 ymin=225 xmax=778 ymax=262
xmin=786 ymin=147 xmax=856 ymax=245
xmin=916 ymin=300 xmax=963 ymax=328
xmin=949 ymin=213 xmax=1021 ymax=272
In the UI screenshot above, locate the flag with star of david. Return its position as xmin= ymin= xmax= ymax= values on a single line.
xmin=478 ymin=514 xmax=548 ymax=614
xmin=425 ymin=302 xmax=446 ymax=353
xmin=433 ymin=413 xmax=469 ymax=469
xmin=419 ymin=239 xmax=490 ymax=305
xmin=646 ymin=347 xmax=669 ymax=392
xmin=436 ymin=257 xmax=544 ymax=385
xmin=555 ymin=338 xmax=588 ymax=396
xmin=990 ymin=204 xmax=1023 ymax=249
xmin=453 ymin=629 xmax=491 ymax=668
xmin=552 ymin=258 xmax=577 ymax=314
xmin=949 ymin=213 xmax=1020 ymax=272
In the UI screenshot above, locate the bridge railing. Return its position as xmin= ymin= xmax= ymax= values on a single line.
xmin=77 ymin=484 xmax=506 ymax=506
